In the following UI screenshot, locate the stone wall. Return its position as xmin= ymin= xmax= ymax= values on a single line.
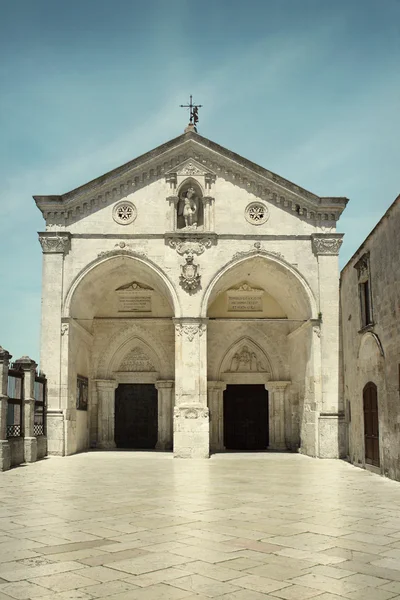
xmin=341 ymin=197 xmax=400 ymax=480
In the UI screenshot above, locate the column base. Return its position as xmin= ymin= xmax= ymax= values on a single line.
xmin=0 ymin=440 xmax=11 ymax=471
xmin=268 ymin=443 xmax=287 ymax=451
xmin=24 ymin=437 xmax=38 ymax=463
xmin=318 ymin=414 xmax=345 ymax=458
xmin=47 ymin=410 xmax=65 ymax=456
xmin=173 ymin=405 xmax=210 ymax=458
xmin=97 ymin=440 xmax=116 ymax=450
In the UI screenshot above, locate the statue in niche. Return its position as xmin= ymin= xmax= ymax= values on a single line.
xmin=177 ymin=184 xmax=203 ymax=230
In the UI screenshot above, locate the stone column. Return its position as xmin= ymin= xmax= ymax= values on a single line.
xmin=38 ymin=232 xmax=71 ymax=455
xmin=155 ymin=380 xmax=174 ymax=450
xmin=0 ymin=346 xmax=11 ymax=471
xmin=265 ymin=381 xmax=290 ymax=450
xmin=95 ymin=380 xmax=117 ymax=449
xmin=173 ymin=318 xmax=209 ymax=458
xmin=207 ymin=381 xmax=226 ymax=453
xmin=312 ymin=233 xmax=344 ymax=458
xmin=167 ymin=196 xmax=179 ymax=230
xmin=202 ymin=196 xmax=215 ymax=231
xmin=14 ymin=356 xmax=38 ymax=463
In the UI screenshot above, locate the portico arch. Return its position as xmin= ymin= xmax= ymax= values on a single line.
xmin=204 ymin=252 xmax=318 ymax=455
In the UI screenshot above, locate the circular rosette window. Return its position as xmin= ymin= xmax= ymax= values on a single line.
xmin=112 ymin=201 xmax=137 ymax=225
xmin=245 ymin=201 xmax=269 ymax=225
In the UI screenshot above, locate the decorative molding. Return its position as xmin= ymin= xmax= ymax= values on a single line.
xmin=39 ymin=232 xmax=71 ymax=254
xmin=97 ymin=248 xmax=147 ymax=260
xmin=354 ymin=252 xmax=370 ymax=281
xmin=118 ymin=346 xmax=155 ymax=372
xmin=35 ymin=139 xmax=346 ymax=227
xmin=232 ymin=242 xmax=284 ymax=262
xmin=112 ymin=201 xmax=137 ymax=225
xmin=116 ymin=281 xmax=153 ymax=291
xmin=179 ymin=256 xmax=201 ymax=293
xmin=61 ymin=323 xmax=69 ymax=336
xmin=313 ymin=325 xmax=321 ymax=339
xmin=245 ymin=201 xmax=270 ymax=225
xmin=0 ymin=346 xmax=12 ymax=363
xmin=229 ymin=282 xmax=263 ymax=293
xmin=168 ymin=238 xmax=213 ymax=256
xmin=311 ymin=234 xmax=343 ymax=256
xmin=175 ymin=322 xmax=206 ymax=342
xmin=174 ymin=405 xmax=209 ymax=419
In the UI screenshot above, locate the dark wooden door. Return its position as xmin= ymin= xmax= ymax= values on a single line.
xmin=223 ymin=384 xmax=268 ymax=450
xmin=115 ymin=384 xmax=158 ymax=449
xmin=363 ymin=382 xmax=380 ymax=467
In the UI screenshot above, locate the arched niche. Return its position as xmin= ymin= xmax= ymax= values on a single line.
xmin=218 ymin=337 xmax=273 ymax=385
xmin=202 ymin=253 xmax=317 ymax=321
xmin=176 ymin=178 xmax=204 ymax=230
xmin=64 ymin=252 xmax=180 ymax=324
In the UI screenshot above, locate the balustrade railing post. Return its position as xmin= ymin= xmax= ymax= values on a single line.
xmin=14 ymin=356 xmax=38 ymax=463
xmin=0 ymin=346 xmax=11 ymax=471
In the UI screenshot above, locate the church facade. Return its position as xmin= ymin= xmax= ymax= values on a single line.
xmin=35 ymin=128 xmax=348 ymax=459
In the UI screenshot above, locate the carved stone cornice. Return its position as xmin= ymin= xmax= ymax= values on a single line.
xmin=34 ymin=135 xmax=348 ymax=227
xmin=38 ymin=232 xmax=71 ymax=254
xmin=168 ymin=237 xmax=213 ymax=256
xmin=232 ymin=242 xmax=284 ymax=262
xmin=311 ymin=234 xmax=344 ymax=256
xmin=174 ymin=319 xmax=207 ymax=342
xmin=174 ymin=405 xmax=209 ymax=419
xmin=97 ymin=248 xmax=147 ymax=260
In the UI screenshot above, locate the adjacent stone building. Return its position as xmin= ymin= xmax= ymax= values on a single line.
xmin=34 ymin=127 xmax=348 ymax=459
xmin=341 ymin=195 xmax=400 ymax=480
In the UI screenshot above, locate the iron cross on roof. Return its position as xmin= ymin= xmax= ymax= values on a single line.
xmin=180 ymin=95 xmax=203 ymax=130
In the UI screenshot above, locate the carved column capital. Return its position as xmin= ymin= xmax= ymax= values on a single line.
xmin=155 ymin=380 xmax=174 ymax=390
xmin=95 ymin=379 xmax=118 ymax=391
xmin=265 ymin=381 xmax=291 ymax=392
xmin=174 ymin=318 xmax=208 ymax=342
xmin=38 ymin=232 xmax=71 ymax=254
xmin=311 ymin=234 xmax=343 ymax=256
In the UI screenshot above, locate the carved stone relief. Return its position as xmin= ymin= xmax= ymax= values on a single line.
xmin=311 ymin=235 xmax=343 ymax=256
xmin=168 ymin=238 xmax=212 ymax=256
xmin=175 ymin=322 xmax=206 ymax=342
xmin=228 ymin=345 xmax=267 ymax=372
xmin=39 ymin=233 xmax=71 ymax=254
xmin=179 ymin=256 xmax=201 ymax=293
xmin=118 ymin=347 xmax=155 ymax=372
xmin=174 ymin=406 xmax=209 ymax=419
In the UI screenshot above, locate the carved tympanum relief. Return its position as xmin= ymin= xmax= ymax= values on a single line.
xmin=228 ymin=345 xmax=268 ymax=373
xmin=118 ymin=347 xmax=155 ymax=372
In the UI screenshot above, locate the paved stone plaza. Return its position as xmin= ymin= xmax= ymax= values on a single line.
xmin=1 ymin=453 xmax=400 ymax=600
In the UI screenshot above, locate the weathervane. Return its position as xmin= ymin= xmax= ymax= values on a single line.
xmin=180 ymin=95 xmax=202 ymax=131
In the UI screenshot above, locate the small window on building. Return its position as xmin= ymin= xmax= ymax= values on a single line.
xmin=354 ymin=252 xmax=373 ymax=329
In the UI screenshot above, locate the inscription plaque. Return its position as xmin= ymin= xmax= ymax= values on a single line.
xmin=118 ymin=292 xmax=152 ymax=312
xmin=228 ymin=295 xmax=263 ymax=312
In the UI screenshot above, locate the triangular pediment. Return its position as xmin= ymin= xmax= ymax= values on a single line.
xmin=169 ymin=158 xmax=216 ymax=177
xmin=34 ymin=130 xmax=348 ymax=225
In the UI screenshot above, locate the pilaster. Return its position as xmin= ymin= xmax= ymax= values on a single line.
xmin=155 ymin=380 xmax=174 ymax=451
xmin=0 ymin=346 xmax=11 ymax=471
xmin=207 ymin=381 xmax=226 ymax=453
xmin=14 ymin=356 xmax=38 ymax=463
xmin=312 ymin=233 xmax=344 ymax=458
xmin=95 ymin=380 xmax=118 ymax=449
xmin=265 ymin=381 xmax=290 ymax=450
xmin=173 ymin=318 xmax=209 ymax=458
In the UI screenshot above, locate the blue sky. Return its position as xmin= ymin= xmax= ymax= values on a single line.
xmin=0 ymin=0 xmax=399 ymax=362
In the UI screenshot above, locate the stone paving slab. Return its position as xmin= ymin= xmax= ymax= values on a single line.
xmin=1 ymin=452 xmax=400 ymax=598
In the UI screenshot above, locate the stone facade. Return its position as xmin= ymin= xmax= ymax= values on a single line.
xmin=34 ymin=129 xmax=348 ymax=458
xmin=340 ymin=195 xmax=400 ymax=480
